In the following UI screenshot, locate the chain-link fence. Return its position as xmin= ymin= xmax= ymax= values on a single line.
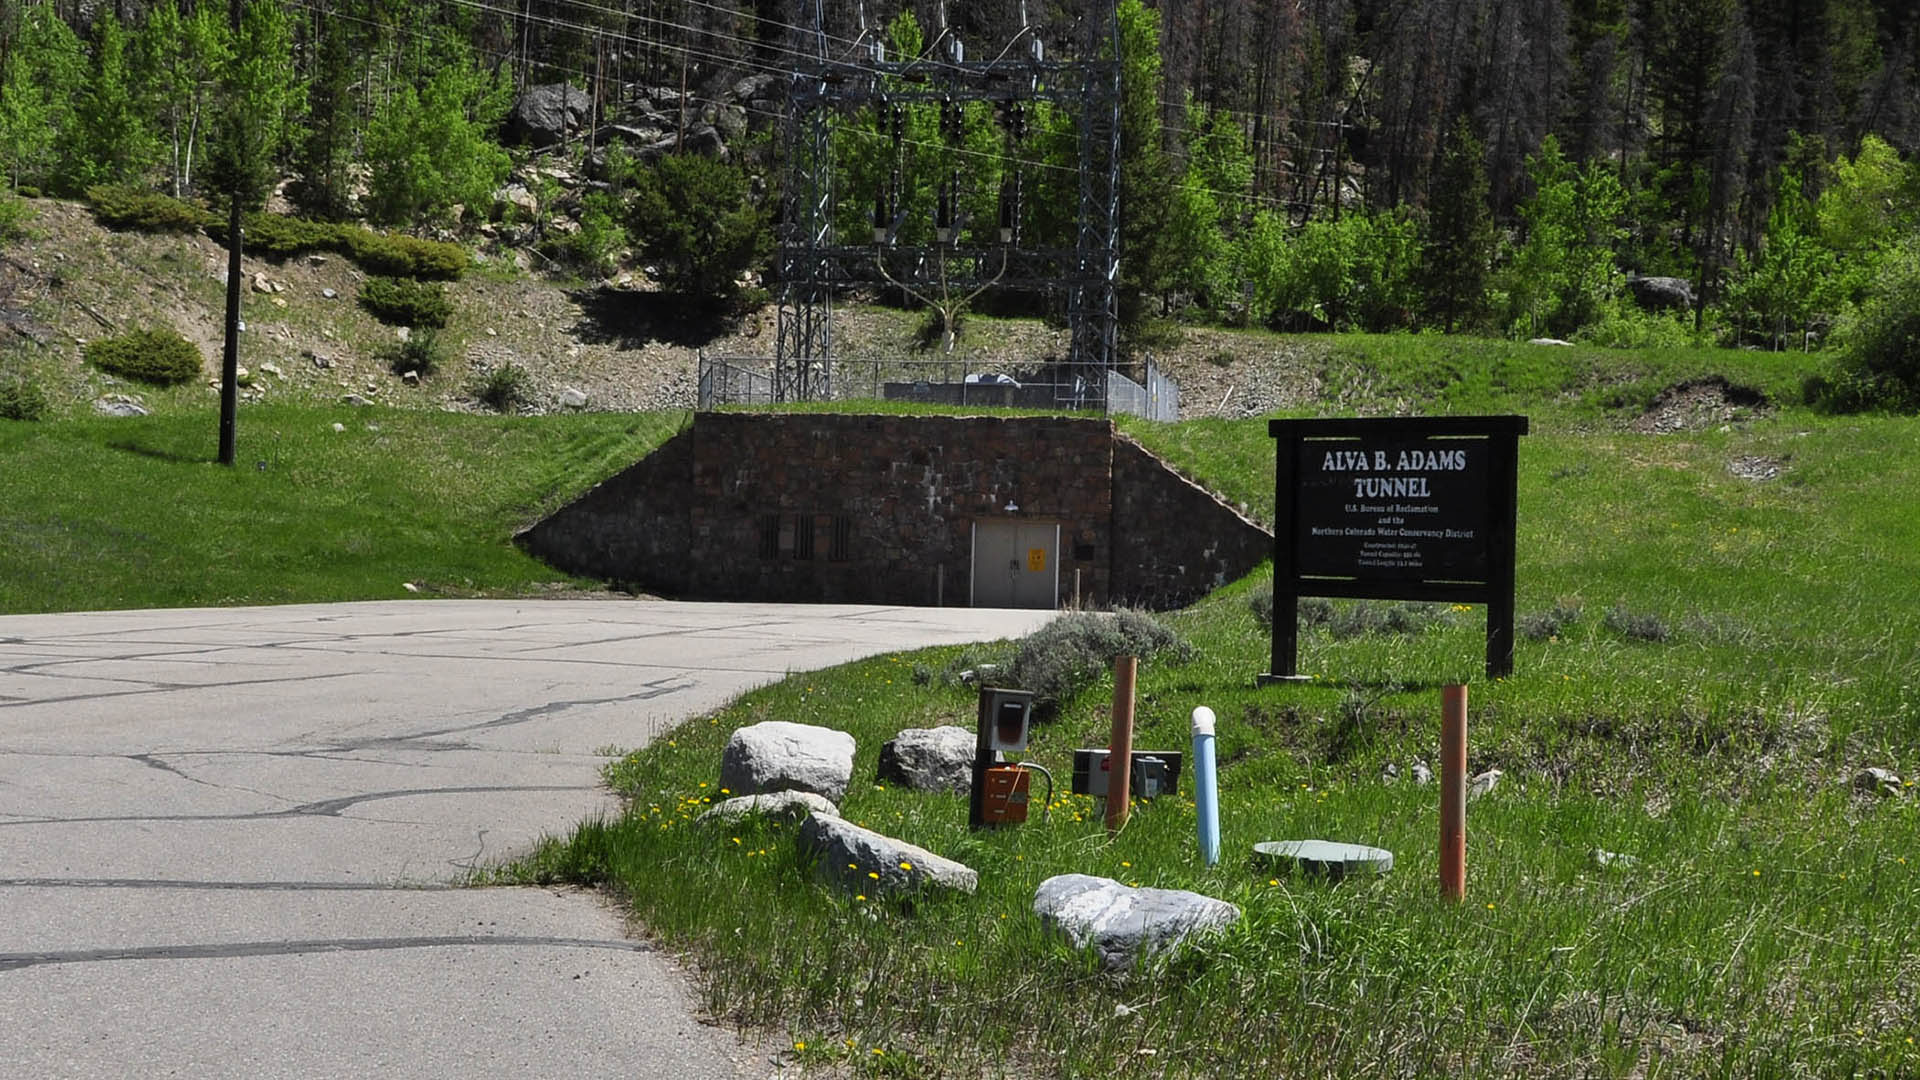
xmin=697 ymin=352 xmax=1179 ymax=422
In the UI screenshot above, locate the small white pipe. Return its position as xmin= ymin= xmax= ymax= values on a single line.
xmin=1191 ymin=706 xmax=1220 ymax=866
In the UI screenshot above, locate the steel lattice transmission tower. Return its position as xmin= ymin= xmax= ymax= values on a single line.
xmin=774 ymin=1 xmax=1122 ymax=409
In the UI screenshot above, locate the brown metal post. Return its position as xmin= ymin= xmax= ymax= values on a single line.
xmin=1106 ymin=655 xmax=1136 ymax=835
xmin=1440 ymin=684 xmax=1467 ymax=901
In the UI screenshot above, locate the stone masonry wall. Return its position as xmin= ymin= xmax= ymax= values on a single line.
xmin=1110 ymin=434 xmax=1273 ymax=608
xmin=685 ymin=413 xmax=1114 ymax=605
xmin=518 ymin=413 xmax=1272 ymax=609
xmin=514 ymin=425 xmax=694 ymax=593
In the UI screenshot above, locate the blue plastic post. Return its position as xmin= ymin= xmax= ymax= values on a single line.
xmin=1192 ymin=706 xmax=1220 ymax=866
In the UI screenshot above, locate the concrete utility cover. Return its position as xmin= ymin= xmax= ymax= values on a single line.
xmin=1254 ymin=840 xmax=1395 ymax=879
xmin=0 ymin=599 xmax=1053 ymax=1078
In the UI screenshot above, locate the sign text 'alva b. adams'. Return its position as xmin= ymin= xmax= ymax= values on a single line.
xmin=1264 ymin=416 xmax=1527 ymax=681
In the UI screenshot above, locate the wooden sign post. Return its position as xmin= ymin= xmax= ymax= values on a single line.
xmin=1263 ymin=416 xmax=1527 ymax=682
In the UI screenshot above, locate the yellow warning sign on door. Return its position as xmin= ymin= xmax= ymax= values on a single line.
xmin=1027 ymin=548 xmax=1047 ymax=572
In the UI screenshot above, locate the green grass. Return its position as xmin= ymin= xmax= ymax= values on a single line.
xmin=506 ymin=398 xmax=1920 ymax=1077
xmin=0 ymin=405 xmax=687 ymax=612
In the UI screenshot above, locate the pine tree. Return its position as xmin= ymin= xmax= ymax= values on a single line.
xmin=1115 ymin=0 xmax=1175 ymax=321
xmin=0 ymin=2 xmax=83 ymax=192
xmin=1419 ymin=115 xmax=1494 ymax=332
xmin=206 ymin=0 xmax=305 ymax=213
xmin=65 ymin=13 xmax=159 ymax=192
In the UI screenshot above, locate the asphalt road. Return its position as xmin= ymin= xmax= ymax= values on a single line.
xmin=0 ymin=599 xmax=1054 ymax=1079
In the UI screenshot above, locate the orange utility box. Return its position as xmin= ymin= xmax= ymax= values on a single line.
xmin=980 ymin=764 xmax=1031 ymax=825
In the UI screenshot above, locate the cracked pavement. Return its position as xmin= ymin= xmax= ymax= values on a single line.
xmin=0 ymin=599 xmax=1053 ymax=1078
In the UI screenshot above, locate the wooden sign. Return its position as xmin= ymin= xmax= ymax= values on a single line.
xmin=1264 ymin=416 xmax=1527 ymax=680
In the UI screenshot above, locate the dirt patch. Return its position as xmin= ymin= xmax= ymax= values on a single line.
xmin=1630 ymin=375 xmax=1771 ymax=434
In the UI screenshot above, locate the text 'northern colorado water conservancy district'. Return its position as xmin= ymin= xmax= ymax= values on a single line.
xmin=1295 ymin=441 xmax=1491 ymax=582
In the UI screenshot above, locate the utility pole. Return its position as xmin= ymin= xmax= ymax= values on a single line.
xmin=217 ymin=0 xmax=242 ymax=467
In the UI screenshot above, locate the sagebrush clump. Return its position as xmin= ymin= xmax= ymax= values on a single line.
xmin=1005 ymin=611 xmax=1195 ymax=714
xmin=473 ymin=363 xmax=528 ymax=412
xmin=84 ymin=328 xmax=202 ymax=385
xmin=0 ymin=373 xmax=50 ymax=420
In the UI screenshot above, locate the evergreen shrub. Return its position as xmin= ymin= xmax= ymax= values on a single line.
xmin=85 ymin=185 xmax=212 ymax=233
xmin=84 ymin=328 xmax=202 ymax=385
xmin=359 ymin=276 xmax=452 ymax=328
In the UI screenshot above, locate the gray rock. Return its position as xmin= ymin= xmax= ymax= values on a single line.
xmin=1528 ymin=337 xmax=1574 ymax=347
xmin=496 ymin=183 xmax=539 ymax=217
xmin=1381 ymin=762 xmax=1400 ymax=783
xmin=1410 ymin=762 xmax=1433 ymax=785
xmin=719 ymin=720 xmax=856 ymax=803
xmin=321 ymin=288 xmax=337 ymax=300
xmin=799 ymin=815 xmax=976 ymax=896
xmin=1468 ymin=768 xmax=1503 ymax=801
xmin=1854 ymin=767 xmax=1904 ymax=797
xmin=1589 ymin=848 xmax=1641 ymax=870
xmin=343 ymin=393 xmax=374 ymax=407
xmin=712 ymin=104 xmax=748 ymax=141
xmin=558 ymin=386 xmax=589 ymax=409
xmin=680 ymin=121 xmax=727 ymax=159
xmin=401 ymin=370 xmax=420 ymax=385
xmin=731 ymin=73 xmax=781 ymax=103
xmin=1627 ymin=275 xmax=1695 ymax=312
xmin=506 ymin=83 xmax=589 ymax=147
xmin=91 ymin=396 xmax=149 ymax=418
xmin=1033 ymin=874 xmax=1240 ymax=971
xmin=876 ymin=726 xmax=975 ymax=793
xmin=697 ymin=790 xmax=840 ymax=827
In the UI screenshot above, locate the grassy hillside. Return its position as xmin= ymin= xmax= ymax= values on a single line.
xmin=0 ymin=406 xmax=685 ymax=613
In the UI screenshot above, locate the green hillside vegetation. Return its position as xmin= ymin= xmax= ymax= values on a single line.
xmin=0 ymin=406 xmax=684 ymax=613
xmin=495 ymin=379 xmax=1909 ymax=1076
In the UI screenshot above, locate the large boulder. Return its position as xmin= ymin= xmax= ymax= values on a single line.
xmin=1627 ymin=275 xmax=1695 ymax=313
xmin=798 ymin=815 xmax=977 ymax=896
xmin=507 ymin=84 xmax=589 ymax=148
xmin=1033 ymin=874 xmax=1240 ymax=971
xmin=719 ymin=720 xmax=856 ymax=803
xmin=730 ymin=72 xmax=781 ymax=104
xmin=696 ymin=790 xmax=840 ymax=827
xmin=876 ymin=726 xmax=975 ymax=794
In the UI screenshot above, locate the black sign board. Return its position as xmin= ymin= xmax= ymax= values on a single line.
xmin=1265 ymin=416 xmax=1527 ymax=680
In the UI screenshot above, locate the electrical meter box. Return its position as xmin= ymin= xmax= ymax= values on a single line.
xmin=980 ymin=764 xmax=1031 ymax=825
xmin=978 ymin=687 xmax=1035 ymax=755
xmin=1070 ymin=749 xmax=1184 ymax=799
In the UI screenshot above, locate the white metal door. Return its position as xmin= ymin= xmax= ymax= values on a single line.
xmin=971 ymin=521 xmax=1058 ymax=609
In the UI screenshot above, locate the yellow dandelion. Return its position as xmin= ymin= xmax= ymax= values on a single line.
xmin=1121 ymin=861 xmax=1131 ymax=868
xmin=720 ymin=788 xmax=730 ymax=795
xmin=794 ymin=1041 xmax=806 ymax=1052
xmin=899 ymin=861 xmax=913 ymax=871
xmin=698 ymin=782 xmax=707 ymax=788
xmin=868 ymin=871 xmax=880 ymax=879
xmin=855 ymin=894 xmax=866 ymax=901
xmin=1752 ymin=869 xmax=1761 ymax=877
xmin=1486 ymin=902 xmax=1496 ymax=909
xmin=1269 ymin=879 xmax=1279 ymax=886
xmin=731 ymin=837 xmax=741 ymax=845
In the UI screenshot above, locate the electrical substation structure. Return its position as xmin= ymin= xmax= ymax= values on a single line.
xmin=773 ymin=1 xmax=1122 ymax=409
